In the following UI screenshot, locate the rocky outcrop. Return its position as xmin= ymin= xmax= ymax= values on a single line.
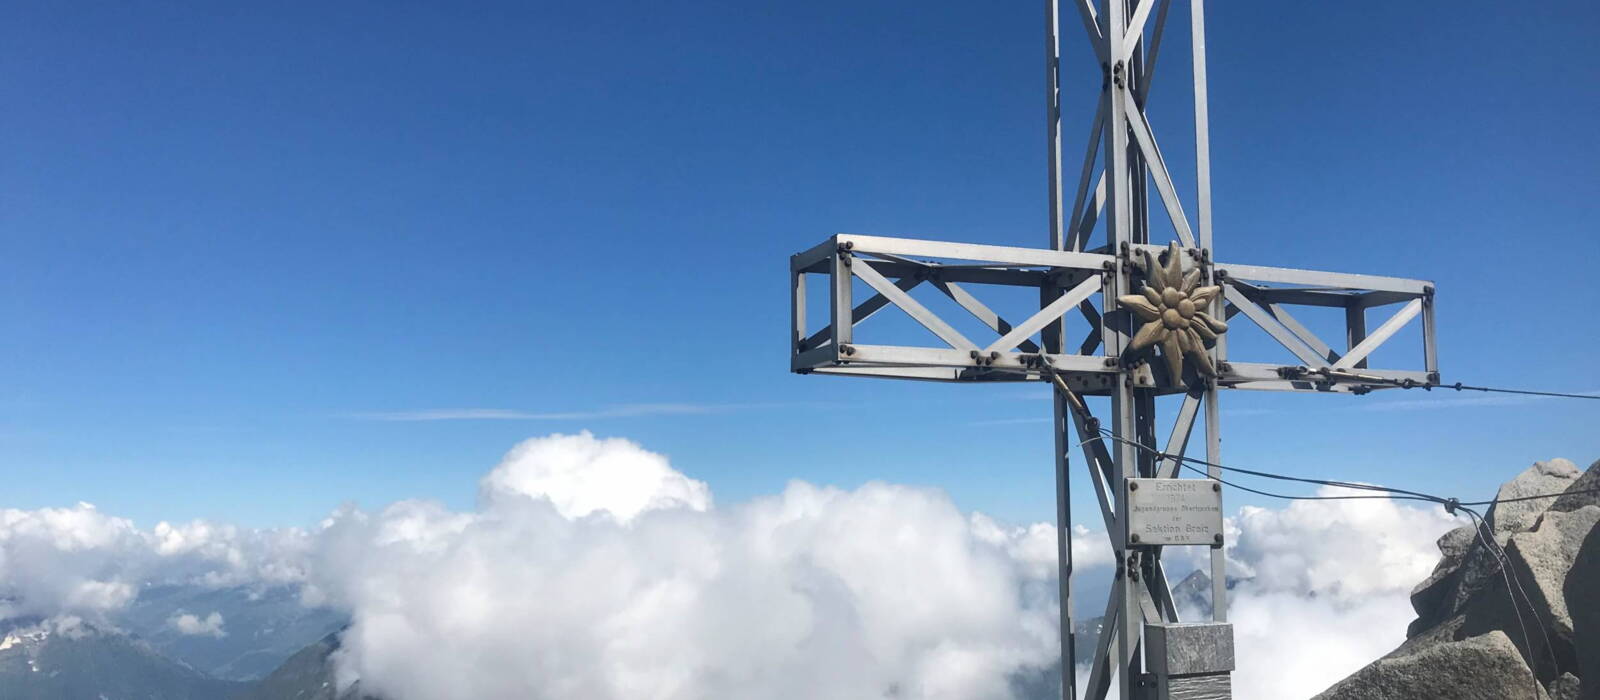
xmin=1315 ymin=630 xmax=1547 ymax=700
xmin=1490 ymin=459 xmax=1582 ymax=537
xmin=1408 ymin=460 xmax=1584 ymax=638
xmin=1321 ymin=458 xmax=1600 ymax=700
xmin=1551 ymin=460 xmax=1600 ymax=514
xmin=1550 ymin=673 xmax=1582 ymax=700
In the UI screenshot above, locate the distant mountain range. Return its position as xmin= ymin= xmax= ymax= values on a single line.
xmin=0 ymin=583 xmax=351 ymax=700
xmin=116 ymin=583 xmax=347 ymax=682
xmin=0 ymin=570 xmax=1249 ymax=700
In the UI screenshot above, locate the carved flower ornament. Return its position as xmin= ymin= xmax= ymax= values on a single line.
xmin=1116 ymin=242 xmax=1229 ymax=385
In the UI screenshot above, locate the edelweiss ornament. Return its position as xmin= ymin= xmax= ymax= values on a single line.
xmin=1116 ymin=241 xmax=1229 ymax=386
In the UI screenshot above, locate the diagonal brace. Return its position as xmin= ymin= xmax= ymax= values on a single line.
xmin=1155 ymin=389 xmax=1201 ymax=479
xmin=1122 ymin=89 xmax=1197 ymax=248
xmin=933 ymin=280 xmax=1041 ymax=353
xmin=984 ymin=275 xmax=1102 ymax=354
xmin=803 ymin=276 xmax=923 ymax=351
xmin=1223 ymin=284 xmax=1331 ymax=368
xmin=1048 ymin=371 xmax=1117 ymax=532
xmin=1332 ymin=298 xmax=1423 ymax=370
xmin=850 ymin=259 xmax=978 ymax=350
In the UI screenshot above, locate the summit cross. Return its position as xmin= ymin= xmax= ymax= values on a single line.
xmin=786 ymin=2 xmax=1440 ymax=698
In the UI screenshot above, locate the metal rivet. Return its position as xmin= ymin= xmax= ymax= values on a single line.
xmin=1212 ymin=482 xmax=1221 ymax=492
xmin=1213 ymin=533 xmax=1224 ymax=544
xmin=1128 ymin=482 xmax=1139 ymax=491
xmin=1130 ymin=534 xmax=1141 ymax=544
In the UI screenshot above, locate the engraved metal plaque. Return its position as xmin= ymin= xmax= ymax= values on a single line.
xmin=1125 ymin=478 xmax=1224 ymax=547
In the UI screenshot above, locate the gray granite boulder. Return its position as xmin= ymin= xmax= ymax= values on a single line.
xmin=1409 ymin=525 xmax=1478 ymax=635
xmin=1551 ymin=459 xmax=1600 ymax=514
xmin=1490 ymin=459 xmax=1582 ymax=538
xmin=1452 ymin=506 xmax=1600 ymax=682
xmin=1424 ymin=460 xmax=1584 ymax=631
xmin=1313 ymin=630 xmax=1547 ymax=700
xmin=1566 ymin=525 xmax=1600 ymax=700
xmin=1548 ymin=673 xmax=1581 ymax=700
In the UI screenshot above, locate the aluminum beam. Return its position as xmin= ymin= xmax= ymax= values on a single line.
xmin=1332 ymin=298 xmax=1422 ymax=370
xmin=851 ymin=260 xmax=977 ymax=350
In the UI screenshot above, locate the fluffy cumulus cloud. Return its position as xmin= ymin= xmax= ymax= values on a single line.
xmin=478 ymin=430 xmax=712 ymax=522
xmin=0 ymin=432 xmax=1469 ymax=700
xmin=168 ymin=611 xmax=227 ymax=638
xmin=307 ymin=432 xmax=1065 ymax=700
xmin=0 ymin=502 xmax=311 ymax=622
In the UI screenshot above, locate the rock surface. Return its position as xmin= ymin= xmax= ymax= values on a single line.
xmin=1550 ymin=673 xmax=1582 ymax=700
xmin=1551 ymin=459 xmax=1600 ymax=514
xmin=1323 ymin=458 xmax=1600 ymax=700
xmin=1489 ymin=459 xmax=1581 ymax=538
xmin=1314 ymin=630 xmax=1547 ymax=700
xmin=1567 ymin=524 xmax=1600 ymax=700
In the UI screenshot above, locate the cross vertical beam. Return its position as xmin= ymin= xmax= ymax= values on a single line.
xmin=1192 ymin=0 xmax=1230 ymax=634
xmin=1044 ymin=3 xmax=1077 ymax=700
xmin=1100 ymin=1 xmax=1143 ymax=698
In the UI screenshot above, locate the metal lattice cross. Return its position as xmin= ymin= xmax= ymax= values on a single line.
xmin=784 ymin=2 xmax=1439 ymax=698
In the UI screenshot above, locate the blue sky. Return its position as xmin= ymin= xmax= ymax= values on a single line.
xmin=3 ymin=1 xmax=1597 ymax=529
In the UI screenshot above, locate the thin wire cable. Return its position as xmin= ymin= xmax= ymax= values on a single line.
xmin=1460 ymin=488 xmax=1600 ymax=507
xmin=1439 ymin=383 xmax=1600 ymax=401
xmin=1175 ymin=462 xmax=1442 ymax=503
xmin=1095 ymin=428 xmax=1600 ymax=509
xmin=1096 ymin=430 xmax=1449 ymax=503
xmin=1290 ymin=366 xmax=1600 ymax=401
xmin=1095 ymin=425 xmax=1565 ymax=692
xmin=1460 ymin=507 xmax=1547 ymax=699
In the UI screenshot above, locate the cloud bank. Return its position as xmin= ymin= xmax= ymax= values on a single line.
xmin=0 ymin=503 xmax=310 ymax=622
xmin=0 ymin=431 xmax=1465 ymax=699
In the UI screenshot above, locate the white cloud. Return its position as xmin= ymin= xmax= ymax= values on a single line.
xmin=308 ymin=444 xmax=1065 ymax=700
xmin=0 ymin=435 xmax=1475 ymax=700
xmin=477 ymin=431 xmax=712 ymax=522
xmin=1225 ymin=486 xmax=1460 ymax=600
xmin=0 ymin=502 xmax=311 ymax=622
xmin=1215 ymin=487 xmax=1464 ymax=699
xmin=169 ymin=611 xmax=226 ymax=638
